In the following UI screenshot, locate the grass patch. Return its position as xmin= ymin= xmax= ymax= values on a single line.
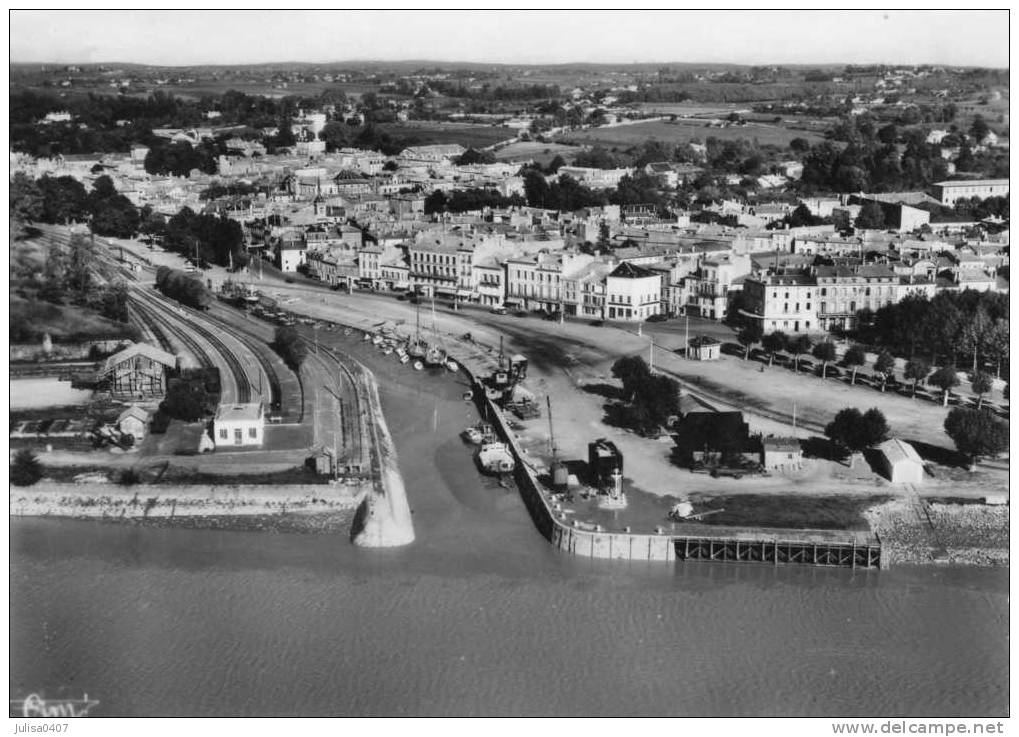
xmin=688 ymin=493 xmax=889 ymax=531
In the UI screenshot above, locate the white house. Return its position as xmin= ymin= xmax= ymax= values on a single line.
xmin=875 ymin=438 xmax=924 ymax=484
xmin=762 ymin=437 xmax=802 ymax=470
xmin=214 ymin=403 xmax=265 ymax=448
xmin=117 ymin=405 xmax=150 ymax=441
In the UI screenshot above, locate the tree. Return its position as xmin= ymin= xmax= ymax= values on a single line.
xmin=969 ymin=371 xmax=993 ymax=409
xmin=930 ymin=365 xmax=961 ymax=406
xmin=761 ymin=331 xmax=787 ymax=367
xmin=789 ymin=137 xmax=811 ymax=153
xmin=825 ymin=407 xmax=889 ymax=456
xmin=160 ymin=381 xmax=210 ymax=422
xmin=855 ymin=201 xmax=886 ymax=230
xmin=611 ymin=355 xmax=652 ymax=401
xmin=67 ymin=232 xmax=94 ymax=294
xmin=812 ymin=340 xmax=837 ymax=379
xmin=787 ymin=334 xmax=813 ymax=373
xmin=737 ymin=323 xmax=763 ymax=361
xmin=10 ymin=172 xmax=44 ymax=223
xmin=273 ymin=326 xmax=308 ymax=371
xmin=873 ymin=351 xmax=895 ymax=392
xmin=860 ymin=408 xmax=890 ymax=448
xmin=903 ymin=358 xmax=931 ymax=398
xmin=944 ymin=407 xmax=1008 ymax=467
xmin=969 ymin=115 xmax=990 ymax=143
xmin=843 ymin=344 xmax=866 ymax=385
xmin=958 ymin=305 xmax=991 ymax=373
xmin=11 ymin=449 xmax=43 ymax=486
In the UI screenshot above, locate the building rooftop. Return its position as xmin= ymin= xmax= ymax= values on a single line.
xmin=215 ymin=403 xmax=264 ymax=422
xmin=876 ymin=438 xmax=923 ymax=466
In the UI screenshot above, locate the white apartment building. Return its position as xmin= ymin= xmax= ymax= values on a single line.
xmin=605 ymin=262 xmax=661 ymax=321
xmin=675 ymin=254 xmax=752 ymax=320
xmin=557 ymin=166 xmax=634 ymax=189
xmin=931 ymin=179 xmax=1010 ymax=207
xmin=742 ymin=265 xmax=937 ymax=334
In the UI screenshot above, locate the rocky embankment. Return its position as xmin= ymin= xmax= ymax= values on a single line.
xmin=10 ymin=480 xmax=366 ymax=532
xmin=864 ymin=498 xmax=1009 ymax=567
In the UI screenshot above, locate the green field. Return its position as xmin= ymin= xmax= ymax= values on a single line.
xmin=558 ymin=119 xmax=828 ymax=149
xmin=492 ymin=140 xmax=584 ymax=165
xmin=377 ymin=122 xmax=516 ymax=149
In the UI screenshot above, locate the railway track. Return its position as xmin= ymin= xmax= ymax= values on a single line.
xmin=201 ymin=306 xmax=285 ymax=414
xmin=303 ymin=338 xmax=366 ymax=472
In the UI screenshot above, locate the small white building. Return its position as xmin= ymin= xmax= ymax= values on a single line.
xmin=875 ymin=438 xmax=924 ymax=484
xmin=117 ymin=405 xmax=150 ymax=441
xmin=687 ymin=336 xmax=721 ymax=361
xmin=762 ymin=437 xmax=802 ymax=470
xmin=214 ymin=403 xmax=265 ymax=448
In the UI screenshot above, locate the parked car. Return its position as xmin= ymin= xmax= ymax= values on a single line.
xmin=489 ymin=306 xmax=508 ymax=315
xmin=514 ymin=310 xmax=529 ymax=318
xmin=646 ymin=314 xmax=668 ymax=322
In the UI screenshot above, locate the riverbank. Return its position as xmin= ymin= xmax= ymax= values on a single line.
xmin=863 ymin=498 xmax=1009 ymax=567
xmin=9 ymin=481 xmax=366 ymax=533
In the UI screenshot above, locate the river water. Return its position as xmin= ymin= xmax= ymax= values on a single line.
xmin=9 ymin=335 xmax=1009 ymax=717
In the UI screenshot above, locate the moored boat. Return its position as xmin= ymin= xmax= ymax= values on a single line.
xmin=477 ymin=441 xmax=515 ymax=474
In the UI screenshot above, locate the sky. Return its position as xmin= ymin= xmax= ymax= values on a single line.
xmin=8 ymin=10 xmax=1011 ymax=68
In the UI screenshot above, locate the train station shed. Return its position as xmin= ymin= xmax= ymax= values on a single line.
xmin=874 ymin=438 xmax=925 ymax=484
xmin=214 ymin=403 xmax=265 ymax=448
xmin=99 ymin=343 xmax=177 ymax=400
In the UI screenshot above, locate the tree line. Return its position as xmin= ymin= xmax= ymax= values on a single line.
xmin=11 ymin=172 xmax=140 ymax=239
xmin=858 ymin=291 xmax=1009 ymax=377
xmin=154 ymin=266 xmax=213 ymax=309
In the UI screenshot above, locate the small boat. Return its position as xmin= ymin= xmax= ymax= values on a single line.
xmin=445 ymin=359 xmax=459 ymax=372
xmin=382 ymin=346 xmax=394 ymax=356
xmin=372 ymin=334 xmax=384 ymax=346
xmin=400 ymin=354 xmax=411 ymax=364
xmin=463 ymin=422 xmax=494 ymax=444
xmin=477 ymin=441 xmax=515 ymax=474
xmin=424 ymin=346 xmax=443 ymax=366
xmin=413 ymin=360 xmax=424 ymax=371
xmin=395 ymin=347 xmax=408 ymax=361
xmin=362 ymin=332 xmax=373 ymax=342
xmin=408 ymin=339 xmax=428 ymax=358
xmin=343 ymin=327 xmax=352 ymax=336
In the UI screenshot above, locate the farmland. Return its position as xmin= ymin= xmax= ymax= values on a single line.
xmin=491 ymin=140 xmax=584 ymax=165
xmin=376 ymin=122 xmax=516 ymax=149
xmin=555 ymin=118 xmax=829 ymax=149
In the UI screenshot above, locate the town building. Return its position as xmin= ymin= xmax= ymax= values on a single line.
xmin=604 ymin=262 xmax=661 ymax=321
xmin=931 ymin=179 xmax=1010 ymax=207
xmin=741 ymin=265 xmax=936 ymax=334
xmin=213 ymin=403 xmax=265 ymax=448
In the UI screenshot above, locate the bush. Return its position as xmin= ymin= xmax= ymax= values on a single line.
xmin=11 ymin=449 xmax=43 ymax=486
